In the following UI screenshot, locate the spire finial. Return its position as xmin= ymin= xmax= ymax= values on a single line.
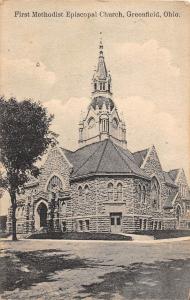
xmin=99 ymin=32 xmax=103 ymax=56
xmin=99 ymin=32 xmax=102 ymax=42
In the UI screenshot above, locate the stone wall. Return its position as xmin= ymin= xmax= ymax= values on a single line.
xmin=38 ymin=146 xmax=72 ymax=193
xmin=70 ymin=175 xmax=152 ymax=233
xmin=172 ymin=170 xmax=190 ymax=229
xmin=176 ymin=169 xmax=190 ymax=199
xmin=140 ymin=146 xmax=176 ymax=227
xmin=7 ymin=144 xmax=188 ymax=234
xmin=7 ymin=145 xmax=72 ymax=234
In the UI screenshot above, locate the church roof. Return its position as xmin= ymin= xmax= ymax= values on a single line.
xmin=62 ymin=140 xmax=150 ymax=180
xmin=133 ymin=149 xmax=149 ymax=167
xmin=163 ymin=193 xmax=175 ymax=209
xmin=163 ymin=171 xmax=177 ymax=186
xmin=168 ymin=169 xmax=180 ymax=181
xmin=132 ymin=149 xmax=178 ymax=187
xmin=90 ymin=96 xmax=115 ymax=111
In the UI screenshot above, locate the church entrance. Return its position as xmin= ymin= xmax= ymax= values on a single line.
xmin=110 ymin=213 xmax=122 ymax=233
xmin=35 ymin=201 xmax=48 ymax=230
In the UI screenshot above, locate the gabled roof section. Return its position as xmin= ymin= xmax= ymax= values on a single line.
xmin=133 ymin=148 xmax=149 ymax=167
xmin=61 ymin=142 xmax=102 ymax=173
xmin=63 ymin=140 xmax=150 ymax=180
xmin=163 ymin=191 xmax=177 ymax=209
xmin=133 ymin=148 xmax=178 ymax=186
xmin=163 ymin=171 xmax=177 ymax=186
xmin=168 ymin=169 xmax=180 ymax=182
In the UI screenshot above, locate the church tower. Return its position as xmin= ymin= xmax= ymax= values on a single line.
xmin=79 ymin=37 xmax=127 ymax=148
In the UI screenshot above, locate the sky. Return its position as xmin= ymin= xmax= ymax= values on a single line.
xmin=0 ymin=0 xmax=190 ymax=214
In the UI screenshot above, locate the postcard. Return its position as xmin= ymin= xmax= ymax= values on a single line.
xmin=0 ymin=1 xmax=190 ymax=299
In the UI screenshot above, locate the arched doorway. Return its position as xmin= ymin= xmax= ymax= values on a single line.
xmin=35 ymin=201 xmax=48 ymax=230
xmin=176 ymin=205 xmax=182 ymax=228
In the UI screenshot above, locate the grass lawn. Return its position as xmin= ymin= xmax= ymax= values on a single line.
xmin=27 ymin=231 xmax=132 ymax=240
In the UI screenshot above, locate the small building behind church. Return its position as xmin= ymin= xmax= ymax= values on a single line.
xmin=7 ymin=40 xmax=190 ymax=234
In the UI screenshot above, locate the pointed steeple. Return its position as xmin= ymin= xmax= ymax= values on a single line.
xmin=97 ymin=39 xmax=107 ymax=80
xmin=79 ymin=35 xmax=127 ymax=149
xmin=92 ymin=33 xmax=112 ymax=98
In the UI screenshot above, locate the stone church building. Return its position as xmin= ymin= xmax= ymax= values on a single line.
xmin=7 ymin=40 xmax=190 ymax=234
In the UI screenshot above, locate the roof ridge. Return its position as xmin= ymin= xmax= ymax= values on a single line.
xmin=111 ymin=141 xmax=133 ymax=173
xmin=133 ymin=148 xmax=149 ymax=154
xmin=61 ymin=147 xmax=73 ymax=153
xmin=169 ymin=168 xmax=180 ymax=172
xmin=73 ymin=141 xmax=106 ymax=175
xmin=164 ymin=171 xmax=173 ymax=178
xmin=71 ymin=140 xmax=102 ymax=153
xmin=140 ymin=151 xmax=146 ymax=165
xmin=95 ymin=139 xmax=109 ymax=173
xmin=115 ymin=143 xmax=139 ymax=166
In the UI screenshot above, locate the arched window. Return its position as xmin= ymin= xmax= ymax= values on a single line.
xmin=88 ymin=117 xmax=95 ymax=129
xmin=137 ymin=185 xmax=142 ymax=202
xmin=103 ymin=83 xmax=105 ymax=90
xmin=176 ymin=205 xmax=182 ymax=226
xmin=108 ymin=182 xmax=114 ymax=201
xmin=141 ymin=186 xmax=146 ymax=204
xmin=78 ymin=186 xmax=82 ymax=197
xmin=47 ymin=176 xmax=63 ymax=192
xmin=117 ymin=183 xmax=122 ymax=201
xmin=112 ymin=118 xmax=118 ymax=129
xmin=94 ymin=82 xmax=97 ymax=91
xmin=84 ymin=185 xmax=89 ymax=202
xmin=18 ymin=206 xmax=24 ymax=217
xmin=108 ymin=83 xmax=110 ymax=91
xmin=84 ymin=185 xmax=89 ymax=195
xmin=16 ymin=207 xmax=20 ymax=218
xmin=61 ymin=201 xmax=66 ymax=214
xmin=151 ymin=177 xmax=160 ymax=210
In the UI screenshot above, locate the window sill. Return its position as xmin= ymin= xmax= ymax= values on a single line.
xmin=103 ymin=201 xmax=125 ymax=205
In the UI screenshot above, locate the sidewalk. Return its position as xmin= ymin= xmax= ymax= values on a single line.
xmin=120 ymin=233 xmax=190 ymax=243
xmin=121 ymin=233 xmax=154 ymax=241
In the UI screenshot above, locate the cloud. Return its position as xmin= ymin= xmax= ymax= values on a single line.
xmin=111 ymin=39 xmax=181 ymax=104
xmin=114 ymin=39 xmax=180 ymax=76
xmin=44 ymin=97 xmax=89 ymax=150
xmin=1 ymin=57 xmax=56 ymax=101
xmin=117 ymin=96 xmax=189 ymax=174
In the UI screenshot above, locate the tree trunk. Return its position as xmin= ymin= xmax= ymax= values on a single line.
xmin=10 ymin=190 xmax=17 ymax=241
